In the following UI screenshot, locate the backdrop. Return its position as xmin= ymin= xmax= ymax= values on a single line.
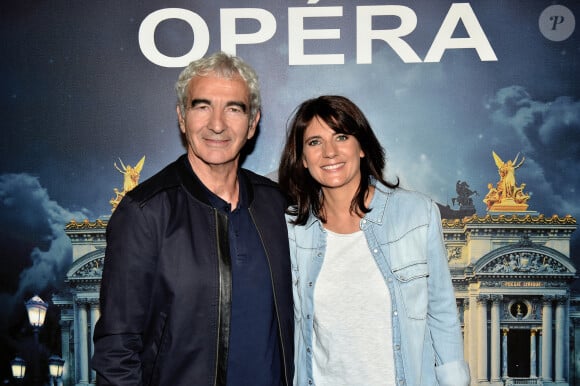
xmin=1 ymin=0 xmax=578 ymax=379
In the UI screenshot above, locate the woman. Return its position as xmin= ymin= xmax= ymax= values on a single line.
xmin=278 ymin=95 xmax=470 ymax=385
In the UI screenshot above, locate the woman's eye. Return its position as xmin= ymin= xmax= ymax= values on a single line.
xmin=336 ymin=134 xmax=349 ymax=141
xmin=307 ymin=139 xmax=321 ymax=146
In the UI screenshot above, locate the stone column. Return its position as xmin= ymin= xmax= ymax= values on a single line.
xmin=490 ymin=295 xmax=502 ymax=382
xmin=59 ymin=320 xmax=72 ymax=385
xmin=538 ymin=330 xmax=543 ymax=376
xmin=530 ymin=329 xmax=537 ymax=378
xmin=90 ymin=300 xmax=101 ymax=383
xmin=573 ymin=319 xmax=580 ymax=386
xmin=502 ymin=328 xmax=509 ymax=379
xmin=77 ymin=302 xmax=90 ymax=385
xmin=477 ymin=295 xmax=489 ymax=382
xmin=541 ymin=296 xmax=554 ymax=381
xmin=554 ymin=296 xmax=567 ymax=382
xmin=463 ymin=298 xmax=470 ymax=363
xmin=466 ymin=297 xmax=479 ymax=376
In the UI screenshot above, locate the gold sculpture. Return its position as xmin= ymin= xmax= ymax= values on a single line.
xmin=110 ymin=156 xmax=145 ymax=212
xmin=483 ymin=151 xmax=530 ymax=211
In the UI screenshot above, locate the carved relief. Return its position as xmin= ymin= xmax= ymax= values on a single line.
xmin=480 ymin=252 xmax=568 ymax=274
xmin=447 ymin=246 xmax=462 ymax=261
xmin=72 ymin=257 xmax=104 ymax=278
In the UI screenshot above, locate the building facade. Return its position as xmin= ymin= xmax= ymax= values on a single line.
xmin=54 ymin=211 xmax=578 ymax=386
xmin=52 ymin=219 xmax=105 ymax=386
xmin=444 ymin=213 xmax=577 ymax=385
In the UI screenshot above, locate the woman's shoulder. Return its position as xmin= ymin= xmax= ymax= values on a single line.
xmin=372 ymin=184 xmax=435 ymax=228
xmin=393 ymin=187 xmax=432 ymax=206
xmin=375 ymin=183 xmax=433 ymax=209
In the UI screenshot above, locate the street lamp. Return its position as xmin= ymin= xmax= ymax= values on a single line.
xmin=10 ymin=357 xmax=26 ymax=380
xmin=48 ymin=356 xmax=64 ymax=386
xmin=25 ymin=295 xmax=48 ymax=386
xmin=25 ymin=296 xmax=48 ymax=329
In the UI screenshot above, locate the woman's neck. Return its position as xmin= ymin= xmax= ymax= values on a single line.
xmin=321 ymin=185 xmax=374 ymax=234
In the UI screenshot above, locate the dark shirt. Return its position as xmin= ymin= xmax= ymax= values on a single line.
xmin=205 ymin=173 xmax=282 ymax=386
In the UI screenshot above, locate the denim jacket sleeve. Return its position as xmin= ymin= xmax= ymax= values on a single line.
xmin=426 ymin=201 xmax=470 ymax=386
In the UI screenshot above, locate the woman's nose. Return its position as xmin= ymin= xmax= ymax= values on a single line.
xmin=322 ymin=142 xmax=337 ymax=158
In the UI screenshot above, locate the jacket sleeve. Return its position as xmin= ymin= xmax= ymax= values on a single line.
xmin=92 ymin=195 xmax=158 ymax=385
xmin=426 ymin=202 xmax=471 ymax=386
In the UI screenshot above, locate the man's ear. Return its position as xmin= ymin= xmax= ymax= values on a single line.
xmin=248 ymin=110 xmax=260 ymax=139
xmin=177 ymin=106 xmax=185 ymax=133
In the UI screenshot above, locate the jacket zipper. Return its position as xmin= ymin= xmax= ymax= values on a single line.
xmin=249 ymin=209 xmax=290 ymax=386
xmin=213 ymin=208 xmax=221 ymax=386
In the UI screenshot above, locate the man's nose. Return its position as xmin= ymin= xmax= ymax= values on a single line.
xmin=209 ymin=109 xmax=226 ymax=133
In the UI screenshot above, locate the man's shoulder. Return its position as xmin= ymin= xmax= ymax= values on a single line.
xmin=241 ymin=169 xmax=280 ymax=190
xmin=125 ymin=157 xmax=184 ymax=204
xmin=241 ymin=169 xmax=287 ymax=210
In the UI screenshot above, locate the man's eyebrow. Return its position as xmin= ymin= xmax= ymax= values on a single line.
xmin=226 ymin=101 xmax=248 ymax=112
xmin=190 ymin=98 xmax=210 ymax=107
xmin=190 ymin=99 xmax=247 ymax=113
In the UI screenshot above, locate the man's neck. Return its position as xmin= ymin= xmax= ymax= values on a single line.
xmin=188 ymin=155 xmax=240 ymax=208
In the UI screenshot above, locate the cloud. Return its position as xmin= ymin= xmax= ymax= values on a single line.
xmin=487 ymin=86 xmax=580 ymax=216
xmin=0 ymin=173 xmax=86 ymax=345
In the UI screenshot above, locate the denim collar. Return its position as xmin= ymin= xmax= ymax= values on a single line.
xmin=303 ymin=178 xmax=395 ymax=229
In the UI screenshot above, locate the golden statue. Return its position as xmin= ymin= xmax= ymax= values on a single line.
xmin=483 ymin=151 xmax=530 ymax=212
xmin=513 ymin=183 xmax=530 ymax=205
xmin=110 ymin=156 xmax=145 ymax=211
xmin=483 ymin=183 xmax=499 ymax=210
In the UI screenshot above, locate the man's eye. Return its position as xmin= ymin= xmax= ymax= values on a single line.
xmin=226 ymin=106 xmax=243 ymax=113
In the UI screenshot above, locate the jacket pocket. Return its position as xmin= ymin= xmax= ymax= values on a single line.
xmin=142 ymin=311 xmax=169 ymax=386
xmin=392 ymin=262 xmax=429 ymax=319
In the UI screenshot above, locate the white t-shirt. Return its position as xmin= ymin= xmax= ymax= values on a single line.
xmin=312 ymin=229 xmax=396 ymax=385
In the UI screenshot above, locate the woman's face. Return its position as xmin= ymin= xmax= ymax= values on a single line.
xmin=302 ymin=116 xmax=364 ymax=193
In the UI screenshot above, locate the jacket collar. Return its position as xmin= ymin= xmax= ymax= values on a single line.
xmin=303 ymin=177 xmax=395 ymax=229
xmin=175 ymin=154 xmax=254 ymax=207
xmin=364 ymin=179 xmax=394 ymax=225
xmin=304 ymin=212 xmax=321 ymax=230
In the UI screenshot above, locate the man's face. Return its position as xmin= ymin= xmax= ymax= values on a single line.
xmin=177 ymin=72 xmax=259 ymax=171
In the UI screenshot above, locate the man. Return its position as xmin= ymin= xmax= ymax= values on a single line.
xmin=92 ymin=51 xmax=293 ymax=386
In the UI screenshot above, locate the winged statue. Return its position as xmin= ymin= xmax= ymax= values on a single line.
xmin=110 ymin=156 xmax=146 ymax=211
xmin=484 ymin=151 xmax=529 ymax=211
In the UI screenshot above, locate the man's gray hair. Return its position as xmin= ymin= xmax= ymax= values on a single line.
xmin=175 ymin=51 xmax=261 ymax=124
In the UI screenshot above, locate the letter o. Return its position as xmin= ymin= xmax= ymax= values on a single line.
xmin=139 ymin=8 xmax=210 ymax=68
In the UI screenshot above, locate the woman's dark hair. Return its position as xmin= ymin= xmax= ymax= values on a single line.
xmin=278 ymin=95 xmax=398 ymax=225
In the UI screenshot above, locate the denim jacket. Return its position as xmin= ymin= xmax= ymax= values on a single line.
xmin=288 ymin=182 xmax=470 ymax=386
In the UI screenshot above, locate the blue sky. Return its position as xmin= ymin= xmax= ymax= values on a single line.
xmin=2 ymin=1 xmax=577 ymax=216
